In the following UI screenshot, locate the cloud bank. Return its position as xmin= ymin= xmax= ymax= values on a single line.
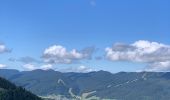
xmin=40 ymin=64 xmax=53 ymax=70
xmin=105 ymin=40 xmax=170 ymax=71
xmin=0 ymin=64 xmax=7 ymax=69
xmin=60 ymin=65 xmax=94 ymax=73
xmin=23 ymin=64 xmax=37 ymax=71
xmin=22 ymin=63 xmax=53 ymax=71
xmin=42 ymin=45 xmax=95 ymax=64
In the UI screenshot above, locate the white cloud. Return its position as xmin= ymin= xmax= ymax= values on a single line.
xmin=0 ymin=64 xmax=7 ymax=69
xmin=42 ymin=45 xmax=95 ymax=64
xmin=145 ymin=61 xmax=170 ymax=72
xmin=61 ymin=65 xmax=94 ymax=73
xmin=23 ymin=64 xmax=37 ymax=71
xmin=106 ymin=40 xmax=170 ymax=62
xmin=23 ymin=63 xmax=53 ymax=71
xmin=40 ymin=64 xmax=53 ymax=70
xmin=105 ymin=40 xmax=170 ymax=71
xmin=0 ymin=43 xmax=10 ymax=54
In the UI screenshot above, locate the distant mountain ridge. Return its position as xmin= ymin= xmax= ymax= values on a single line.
xmin=1 ymin=69 xmax=170 ymax=100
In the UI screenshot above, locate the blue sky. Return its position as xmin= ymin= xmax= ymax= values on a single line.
xmin=0 ymin=0 xmax=170 ymax=72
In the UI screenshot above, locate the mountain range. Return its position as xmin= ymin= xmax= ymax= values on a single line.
xmin=1 ymin=69 xmax=170 ymax=100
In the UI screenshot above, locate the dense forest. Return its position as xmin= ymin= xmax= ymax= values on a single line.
xmin=0 ymin=77 xmax=42 ymax=100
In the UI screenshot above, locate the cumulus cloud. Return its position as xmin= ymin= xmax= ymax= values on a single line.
xmin=0 ymin=43 xmax=11 ymax=54
xmin=42 ymin=45 xmax=95 ymax=64
xmin=145 ymin=61 xmax=170 ymax=72
xmin=0 ymin=64 xmax=7 ymax=69
xmin=22 ymin=63 xmax=53 ymax=71
xmin=61 ymin=65 xmax=94 ymax=73
xmin=23 ymin=64 xmax=37 ymax=71
xmin=105 ymin=40 xmax=170 ymax=71
xmin=40 ymin=64 xmax=53 ymax=70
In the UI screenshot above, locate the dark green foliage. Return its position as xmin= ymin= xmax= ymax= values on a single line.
xmin=0 ymin=77 xmax=42 ymax=100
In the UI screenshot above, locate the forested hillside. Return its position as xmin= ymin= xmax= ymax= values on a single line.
xmin=0 ymin=77 xmax=42 ymax=100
